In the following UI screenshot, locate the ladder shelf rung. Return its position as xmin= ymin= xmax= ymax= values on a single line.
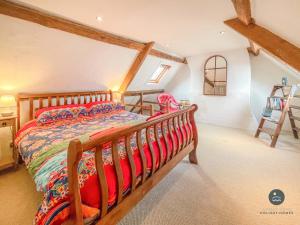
xmin=290 ymin=105 xmax=300 ymax=110
xmin=262 ymin=117 xmax=279 ymax=124
xmin=290 ymin=116 xmax=300 ymax=121
xmin=274 ymin=85 xmax=292 ymax=88
xmin=259 ymin=128 xmax=275 ymax=136
xmin=293 ymin=127 xmax=300 ymax=133
xmin=269 ymin=96 xmax=287 ymax=99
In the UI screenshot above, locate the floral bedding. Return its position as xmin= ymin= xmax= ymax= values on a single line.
xmin=16 ymin=103 xmax=188 ymax=225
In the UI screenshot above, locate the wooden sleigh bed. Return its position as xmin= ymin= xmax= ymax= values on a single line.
xmin=16 ymin=90 xmax=198 ymax=225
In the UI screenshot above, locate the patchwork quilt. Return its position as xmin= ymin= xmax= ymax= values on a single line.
xmin=16 ymin=104 xmax=187 ymax=225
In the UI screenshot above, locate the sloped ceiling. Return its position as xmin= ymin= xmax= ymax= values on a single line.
xmin=252 ymin=0 xmax=300 ymax=48
xmin=0 ymin=0 xmax=299 ymax=94
xmin=15 ymin=0 xmax=248 ymax=56
xmin=0 ymin=15 xmax=137 ymax=93
xmin=0 ymin=14 xmax=184 ymax=94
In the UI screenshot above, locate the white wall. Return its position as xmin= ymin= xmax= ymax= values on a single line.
xmin=166 ymin=48 xmax=256 ymax=130
xmin=0 ymin=15 xmax=182 ymax=95
xmin=0 ymin=15 xmax=182 ymax=161
xmin=250 ymin=52 xmax=300 ymax=131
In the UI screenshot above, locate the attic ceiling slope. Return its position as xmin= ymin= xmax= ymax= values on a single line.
xmin=15 ymin=0 xmax=247 ymax=56
xmin=225 ymin=18 xmax=300 ymax=73
xmin=0 ymin=0 xmax=186 ymax=63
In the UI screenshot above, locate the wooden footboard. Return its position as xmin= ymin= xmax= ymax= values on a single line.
xmin=66 ymin=104 xmax=198 ymax=225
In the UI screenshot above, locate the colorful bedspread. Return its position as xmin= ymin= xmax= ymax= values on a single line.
xmin=16 ymin=109 xmax=188 ymax=225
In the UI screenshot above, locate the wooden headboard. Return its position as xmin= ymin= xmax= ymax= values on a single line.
xmin=17 ymin=90 xmax=113 ymax=130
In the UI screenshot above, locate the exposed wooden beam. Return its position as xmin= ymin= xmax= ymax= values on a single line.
xmin=225 ymin=18 xmax=300 ymax=72
xmin=119 ymin=42 xmax=154 ymax=92
xmin=231 ymin=0 xmax=257 ymax=56
xmin=0 ymin=0 xmax=186 ymax=64
xmin=231 ymin=0 xmax=253 ymax=25
xmin=247 ymin=40 xmax=260 ymax=56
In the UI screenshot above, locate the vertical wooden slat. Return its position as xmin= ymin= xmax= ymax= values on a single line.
xmin=177 ymin=116 xmax=185 ymax=150
xmin=183 ymin=113 xmax=189 ymax=144
xmin=111 ymin=140 xmax=124 ymax=204
xmin=184 ymin=112 xmax=191 ymax=144
xmin=67 ymin=139 xmax=84 ymax=224
xmin=140 ymin=93 xmax=144 ymax=114
xmin=95 ymin=145 xmax=109 ymax=218
xmin=17 ymin=96 xmax=20 ymax=130
xmin=64 ymin=96 xmax=67 ymax=105
xmin=48 ymin=97 xmax=52 ymax=107
xmin=189 ymin=107 xmax=199 ymax=164
xmin=137 ymin=130 xmax=147 ymax=184
xmin=181 ymin=114 xmax=187 ymax=148
xmin=173 ymin=117 xmax=181 ymax=154
xmin=146 ymin=127 xmax=156 ymax=176
xmin=186 ymin=111 xmax=193 ymax=143
xmin=29 ymin=97 xmax=33 ymax=120
xmin=168 ymin=118 xmax=176 ymax=159
xmin=125 ymin=135 xmax=136 ymax=192
xmin=162 ymin=121 xmax=171 ymax=162
xmin=149 ymin=104 xmax=154 ymax=116
xmin=154 ymin=123 xmax=164 ymax=168
xmin=109 ymin=90 xmax=113 ymax=102
xmin=71 ymin=96 xmax=75 ymax=104
xmin=39 ymin=98 xmax=43 ymax=109
xmin=56 ymin=96 xmax=59 ymax=106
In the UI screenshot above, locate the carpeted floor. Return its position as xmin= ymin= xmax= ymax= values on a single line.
xmin=0 ymin=123 xmax=300 ymax=225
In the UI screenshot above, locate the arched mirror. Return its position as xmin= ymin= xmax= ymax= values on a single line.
xmin=203 ymin=55 xmax=227 ymax=96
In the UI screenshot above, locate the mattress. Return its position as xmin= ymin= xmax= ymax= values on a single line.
xmin=16 ymin=108 xmax=187 ymax=225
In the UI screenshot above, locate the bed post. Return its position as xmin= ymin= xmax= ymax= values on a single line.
xmin=109 ymin=89 xmax=113 ymax=102
xmin=66 ymin=139 xmax=84 ymax=225
xmin=17 ymin=95 xmax=20 ymax=130
xmin=189 ymin=104 xmax=198 ymax=164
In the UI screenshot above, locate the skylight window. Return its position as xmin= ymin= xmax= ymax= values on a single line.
xmin=148 ymin=64 xmax=171 ymax=84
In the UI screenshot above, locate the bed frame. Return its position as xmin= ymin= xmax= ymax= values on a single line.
xmin=16 ymin=90 xmax=198 ymax=225
xmin=17 ymin=90 xmax=113 ymax=129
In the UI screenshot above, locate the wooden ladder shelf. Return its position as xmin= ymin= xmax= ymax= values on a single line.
xmin=255 ymin=84 xmax=300 ymax=148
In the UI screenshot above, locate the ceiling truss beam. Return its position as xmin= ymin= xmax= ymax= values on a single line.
xmin=225 ymin=18 xmax=300 ymax=72
xmin=0 ymin=0 xmax=186 ymax=64
xmin=231 ymin=0 xmax=253 ymax=25
xmin=120 ymin=42 xmax=155 ymax=92
xmin=247 ymin=40 xmax=260 ymax=56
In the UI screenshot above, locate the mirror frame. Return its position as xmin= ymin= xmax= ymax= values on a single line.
xmin=203 ymin=55 xmax=228 ymax=96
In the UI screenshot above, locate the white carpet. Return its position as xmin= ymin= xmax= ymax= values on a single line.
xmin=0 ymin=123 xmax=300 ymax=225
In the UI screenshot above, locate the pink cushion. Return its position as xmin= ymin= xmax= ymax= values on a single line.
xmin=157 ymin=93 xmax=180 ymax=112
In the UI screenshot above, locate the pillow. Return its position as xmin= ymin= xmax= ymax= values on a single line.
xmin=88 ymin=101 xmax=125 ymax=116
xmin=36 ymin=105 xmax=88 ymax=125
